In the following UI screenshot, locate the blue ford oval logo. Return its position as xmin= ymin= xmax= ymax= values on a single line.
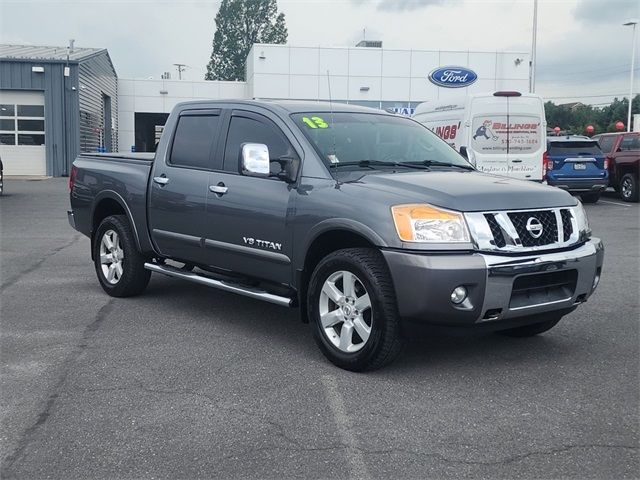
xmin=428 ymin=66 xmax=478 ymax=88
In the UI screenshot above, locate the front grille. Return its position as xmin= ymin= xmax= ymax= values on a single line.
xmin=508 ymin=210 xmax=558 ymax=247
xmin=484 ymin=214 xmax=506 ymax=247
xmin=560 ymin=209 xmax=573 ymax=242
xmin=509 ymin=269 xmax=577 ymax=309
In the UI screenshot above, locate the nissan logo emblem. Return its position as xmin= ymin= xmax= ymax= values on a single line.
xmin=526 ymin=217 xmax=544 ymax=238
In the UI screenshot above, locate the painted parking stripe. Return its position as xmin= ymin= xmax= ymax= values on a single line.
xmin=599 ymin=200 xmax=632 ymax=207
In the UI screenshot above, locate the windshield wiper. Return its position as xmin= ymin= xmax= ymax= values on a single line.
xmin=411 ymin=159 xmax=475 ymax=170
xmin=335 ymin=160 xmax=430 ymax=170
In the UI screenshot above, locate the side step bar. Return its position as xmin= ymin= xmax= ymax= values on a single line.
xmin=144 ymin=262 xmax=292 ymax=307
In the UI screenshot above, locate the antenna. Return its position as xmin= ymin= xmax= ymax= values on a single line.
xmin=326 ymin=70 xmax=337 ymax=161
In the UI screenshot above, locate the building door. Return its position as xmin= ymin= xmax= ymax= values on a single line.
xmin=0 ymin=90 xmax=46 ymax=175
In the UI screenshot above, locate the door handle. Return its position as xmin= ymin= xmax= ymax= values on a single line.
xmin=209 ymin=184 xmax=228 ymax=195
xmin=153 ymin=176 xmax=169 ymax=185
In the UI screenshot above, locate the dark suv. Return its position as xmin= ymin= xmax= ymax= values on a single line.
xmin=593 ymin=132 xmax=639 ymax=202
xmin=545 ymin=136 xmax=608 ymax=203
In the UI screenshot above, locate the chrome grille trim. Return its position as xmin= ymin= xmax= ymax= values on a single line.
xmin=465 ymin=207 xmax=582 ymax=253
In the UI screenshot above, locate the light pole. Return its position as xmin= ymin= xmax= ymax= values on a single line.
xmin=530 ymin=0 xmax=538 ymax=93
xmin=623 ymin=19 xmax=638 ymax=132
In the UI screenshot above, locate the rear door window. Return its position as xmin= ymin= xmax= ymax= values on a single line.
xmin=597 ymin=136 xmax=615 ymax=154
xmin=169 ymin=113 xmax=221 ymax=170
xmin=619 ymin=135 xmax=640 ymax=151
xmin=548 ymin=141 xmax=602 ymax=157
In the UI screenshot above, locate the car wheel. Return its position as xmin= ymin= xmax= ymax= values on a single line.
xmin=620 ymin=173 xmax=639 ymax=202
xmin=308 ymin=248 xmax=402 ymax=371
xmin=497 ymin=316 xmax=561 ymax=337
xmin=580 ymin=193 xmax=600 ymax=204
xmin=93 ymin=215 xmax=151 ymax=297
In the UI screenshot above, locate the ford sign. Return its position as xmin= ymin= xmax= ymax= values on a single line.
xmin=428 ymin=66 xmax=478 ymax=88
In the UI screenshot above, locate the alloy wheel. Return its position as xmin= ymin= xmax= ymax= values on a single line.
xmin=99 ymin=229 xmax=124 ymax=284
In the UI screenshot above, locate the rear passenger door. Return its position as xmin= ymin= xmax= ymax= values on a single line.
xmin=203 ymin=109 xmax=298 ymax=285
xmin=148 ymin=109 xmax=223 ymax=264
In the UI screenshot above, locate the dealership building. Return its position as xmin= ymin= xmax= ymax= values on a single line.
xmin=0 ymin=42 xmax=530 ymax=175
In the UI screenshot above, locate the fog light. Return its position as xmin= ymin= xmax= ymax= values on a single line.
xmin=450 ymin=286 xmax=467 ymax=304
xmin=592 ymin=273 xmax=600 ymax=290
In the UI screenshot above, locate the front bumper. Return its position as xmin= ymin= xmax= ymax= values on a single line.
xmin=546 ymin=177 xmax=608 ymax=193
xmin=382 ymin=238 xmax=604 ymax=328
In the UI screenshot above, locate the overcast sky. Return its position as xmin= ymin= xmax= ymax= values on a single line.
xmin=0 ymin=0 xmax=638 ymax=105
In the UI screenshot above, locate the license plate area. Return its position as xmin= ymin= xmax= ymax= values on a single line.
xmin=573 ymin=163 xmax=587 ymax=170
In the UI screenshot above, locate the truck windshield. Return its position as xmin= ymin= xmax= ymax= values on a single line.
xmin=291 ymin=112 xmax=472 ymax=171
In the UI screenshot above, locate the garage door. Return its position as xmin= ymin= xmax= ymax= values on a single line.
xmin=0 ymin=90 xmax=46 ymax=175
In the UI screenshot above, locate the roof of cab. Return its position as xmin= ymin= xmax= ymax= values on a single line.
xmin=174 ymin=99 xmax=392 ymax=115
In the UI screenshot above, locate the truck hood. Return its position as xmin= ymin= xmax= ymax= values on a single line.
xmin=350 ymin=170 xmax=577 ymax=212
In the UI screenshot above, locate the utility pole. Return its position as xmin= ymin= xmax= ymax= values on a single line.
xmin=173 ymin=63 xmax=187 ymax=80
xmin=530 ymin=0 xmax=538 ymax=93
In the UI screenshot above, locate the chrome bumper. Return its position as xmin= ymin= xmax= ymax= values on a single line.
xmin=479 ymin=238 xmax=604 ymax=321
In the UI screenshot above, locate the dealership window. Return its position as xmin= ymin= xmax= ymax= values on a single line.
xmin=0 ymin=103 xmax=46 ymax=146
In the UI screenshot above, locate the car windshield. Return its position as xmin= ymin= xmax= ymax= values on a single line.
xmin=548 ymin=141 xmax=602 ymax=157
xmin=291 ymin=112 xmax=472 ymax=171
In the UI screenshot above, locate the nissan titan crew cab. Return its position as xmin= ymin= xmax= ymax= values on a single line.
xmin=68 ymin=100 xmax=604 ymax=371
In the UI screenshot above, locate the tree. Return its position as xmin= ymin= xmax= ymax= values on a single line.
xmin=205 ymin=0 xmax=288 ymax=81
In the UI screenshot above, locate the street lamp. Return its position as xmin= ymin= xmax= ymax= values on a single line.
xmin=623 ymin=19 xmax=638 ymax=132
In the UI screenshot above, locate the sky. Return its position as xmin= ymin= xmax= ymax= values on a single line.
xmin=0 ymin=0 xmax=638 ymax=105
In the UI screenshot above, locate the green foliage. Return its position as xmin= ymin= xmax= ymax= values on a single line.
xmin=544 ymin=95 xmax=640 ymax=135
xmin=205 ymin=0 xmax=288 ymax=81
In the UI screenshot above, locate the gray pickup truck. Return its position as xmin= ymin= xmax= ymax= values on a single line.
xmin=68 ymin=100 xmax=604 ymax=371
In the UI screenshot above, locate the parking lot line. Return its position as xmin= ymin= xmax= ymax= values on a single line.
xmin=599 ymin=200 xmax=632 ymax=207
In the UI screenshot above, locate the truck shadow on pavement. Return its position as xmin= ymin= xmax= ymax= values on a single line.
xmin=142 ymin=276 xmax=574 ymax=375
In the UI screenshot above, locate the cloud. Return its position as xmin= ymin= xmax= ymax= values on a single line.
xmin=351 ymin=0 xmax=446 ymax=12
xmin=573 ymin=0 xmax=639 ymax=24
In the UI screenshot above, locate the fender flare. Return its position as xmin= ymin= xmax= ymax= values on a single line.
xmin=91 ymin=190 xmax=142 ymax=251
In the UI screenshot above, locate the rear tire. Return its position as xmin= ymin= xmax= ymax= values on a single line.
xmin=93 ymin=215 xmax=151 ymax=297
xmin=497 ymin=316 xmax=561 ymax=337
xmin=620 ymin=173 xmax=638 ymax=202
xmin=580 ymin=193 xmax=600 ymax=204
xmin=308 ymin=248 xmax=402 ymax=371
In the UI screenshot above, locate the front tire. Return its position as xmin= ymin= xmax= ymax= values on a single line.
xmin=307 ymin=248 xmax=402 ymax=371
xmin=580 ymin=193 xmax=600 ymax=204
xmin=93 ymin=215 xmax=151 ymax=297
xmin=620 ymin=173 xmax=639 ymax=202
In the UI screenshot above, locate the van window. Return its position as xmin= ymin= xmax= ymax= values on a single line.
xmin=170 ymin=114 xmax=220 ymax=169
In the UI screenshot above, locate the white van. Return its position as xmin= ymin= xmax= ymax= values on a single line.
xmin=413 ymin=92 xmax=547 ymax=181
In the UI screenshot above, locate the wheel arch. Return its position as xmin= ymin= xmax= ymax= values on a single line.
xmin=296 ymin=221 xmax=387 ymax=323
xmin=91 ymin=191 xmax=142 ymax=258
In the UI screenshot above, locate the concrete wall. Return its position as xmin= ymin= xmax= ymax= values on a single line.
xmin=117 ymin=78 xmax=246 ymax=152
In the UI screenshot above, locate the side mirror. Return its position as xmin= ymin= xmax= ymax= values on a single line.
xmin=459 ymin=146 xmax=468 ymax=159
xmin=241 ymin=143 xmax=270 ymax=177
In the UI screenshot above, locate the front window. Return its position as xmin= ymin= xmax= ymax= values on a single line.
xmin=291 ymin=112 xmax=471 ymax=172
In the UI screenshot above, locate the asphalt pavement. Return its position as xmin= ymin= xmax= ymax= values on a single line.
xmin=1 ymin=178 xmax=638 ymax=479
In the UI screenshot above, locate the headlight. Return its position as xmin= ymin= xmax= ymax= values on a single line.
xmin=573 ymin=201 xmax=591 ymax=237
xmin=391 ymin=204 xmax=470 ymax=243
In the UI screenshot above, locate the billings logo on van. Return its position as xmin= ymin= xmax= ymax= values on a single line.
xmin=428 ymin=66 xmax=478 ymax=88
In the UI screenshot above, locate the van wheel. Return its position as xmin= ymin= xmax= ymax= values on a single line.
xmin=93 ymin=215 xmax=151 ymax=297
xmin=580 ymin=193 xmax=600 ymax=204
xmin=620 ymin=174 xmax=638 ymax=202
xmin=307 ymin=248 xmax=402 ymax=371
xmin=497 ymin=316 xmax=561 ymax=337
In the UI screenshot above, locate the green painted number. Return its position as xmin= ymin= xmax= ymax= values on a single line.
xmin=302 ymin=116 xmax=329 ymax=129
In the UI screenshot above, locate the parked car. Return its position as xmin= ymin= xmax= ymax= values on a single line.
xmin=593 ymin=132 xmax=639 ymax=202
xmin=413 ymin=91 xmax=547 ymax=181
xmin=68 ymin=100 xmax=604 ymax=371
xmin=544 ymin=136 xmax=608 ymax=203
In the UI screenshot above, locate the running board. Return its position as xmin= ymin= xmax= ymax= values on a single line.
xmin=144 ymin=262 xmax=292 ymax=307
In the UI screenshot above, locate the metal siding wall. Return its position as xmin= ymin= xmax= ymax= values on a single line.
xmin=78 ymin=52 xmax=118 ymax=154
xmin=0 ymin=60 xmax=80 ymax=176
